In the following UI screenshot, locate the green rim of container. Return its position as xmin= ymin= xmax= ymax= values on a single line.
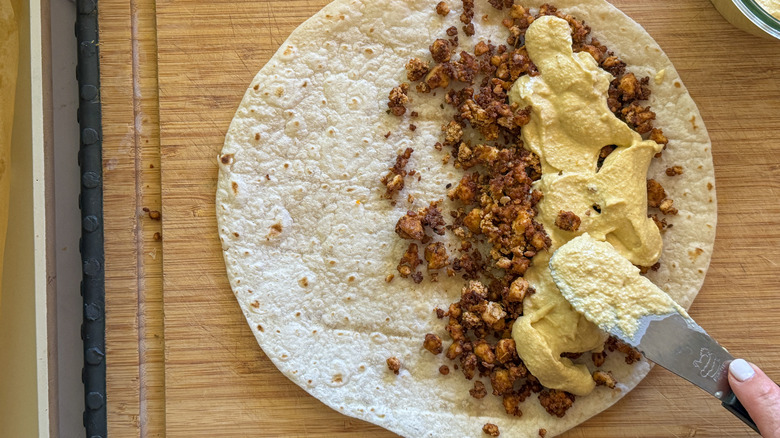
xmin=737 ymin=0 xmax=780 ymax=39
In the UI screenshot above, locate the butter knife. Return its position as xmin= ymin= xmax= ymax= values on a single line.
xmin=601 ymin=310 xmax=758 ymax=433
xmin=548 ymin=233 xmax=780 ymax=433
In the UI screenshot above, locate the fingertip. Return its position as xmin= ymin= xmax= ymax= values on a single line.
xmin=727 ymin=362 xmax=780 ymax=437
xmin=729 ymin=358 xmax=756 ymax=383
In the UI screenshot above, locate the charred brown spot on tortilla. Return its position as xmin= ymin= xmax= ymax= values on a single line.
xmin=386 ymin=357 xmax=401 ymax=375
xmin=382 ymin=1 xmax=673 ymax=420
xmin=439 ymin=364 xmax=450 ymax=375
xmin=482 ymin=423 xmax=500 ymax=436
xmin=220 ymin=153 xmax=234 ymax=164
xmin=538 ymin=428 xmax=547 ymax=437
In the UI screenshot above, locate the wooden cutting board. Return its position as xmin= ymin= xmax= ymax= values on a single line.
xmin=101 ymin=0 xmax=780 ymax=436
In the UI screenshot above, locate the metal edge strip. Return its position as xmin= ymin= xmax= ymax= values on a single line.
xmin=75 ymin=0 xmax=106 ymax=436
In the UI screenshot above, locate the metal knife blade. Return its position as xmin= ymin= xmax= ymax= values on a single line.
xmin=607 ymin=311 xmax=733 ymax=401
xmin=547 ymin=234 xmax=761 ymax=433
xmin=605 ymin=310 xmax=759 ymax=433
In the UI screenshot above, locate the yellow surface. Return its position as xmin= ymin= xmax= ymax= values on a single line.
xmin=0 ymin=0 xmax=18 ymax=314
xmin=0 ymin=0 xmax=40 ymax=435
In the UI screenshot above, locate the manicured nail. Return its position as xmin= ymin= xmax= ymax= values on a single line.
xmin=730 ymin=358 xmax=755 ymax=382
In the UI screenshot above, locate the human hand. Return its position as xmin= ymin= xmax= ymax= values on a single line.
xmin=729 ymin=359 xmax=780 ymax=437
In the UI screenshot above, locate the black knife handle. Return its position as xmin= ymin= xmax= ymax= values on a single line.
xmin=722 ymin=392 xmax=759 ymax=434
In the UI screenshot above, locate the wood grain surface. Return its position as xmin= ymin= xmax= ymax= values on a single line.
xmin=101 ymin=0 xmax=165 ymax=436
xmin=102 ymin=0 xmax=780 ymax=436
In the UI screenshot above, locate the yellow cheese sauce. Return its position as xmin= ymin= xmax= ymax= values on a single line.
xmin=508 ymin=15 xmax=663 ymax=396
xmin=550 ymin=234 xmax=685 ymax=338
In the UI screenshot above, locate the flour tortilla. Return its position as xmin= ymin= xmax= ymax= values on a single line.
xmin=216 ymin=1 xmax=716 ymax=436
xmin=0 ymin=0 xmax=19 ymax=310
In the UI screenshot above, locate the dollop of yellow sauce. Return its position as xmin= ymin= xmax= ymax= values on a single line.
xmin=507 ymin=15 xmax=664 ymax=396
xmin=550 ymin=234 xmax=685 ymax=338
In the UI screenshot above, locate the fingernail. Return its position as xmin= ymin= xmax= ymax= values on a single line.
xmin=730 ymin=358 xmax=755 ymax=382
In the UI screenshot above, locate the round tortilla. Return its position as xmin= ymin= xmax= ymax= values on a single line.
xmin=216 ymin=1 xmax=717 ymax=436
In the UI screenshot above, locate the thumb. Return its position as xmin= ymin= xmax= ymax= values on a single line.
xmin=728 ymin=359 xmax=780 ymax=438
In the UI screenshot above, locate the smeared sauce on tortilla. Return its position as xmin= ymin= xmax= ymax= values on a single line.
xmin=507 ymin=16 xmax=663 ymax=396
xmin=550 ymin=234 xmax=684 ymax=338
